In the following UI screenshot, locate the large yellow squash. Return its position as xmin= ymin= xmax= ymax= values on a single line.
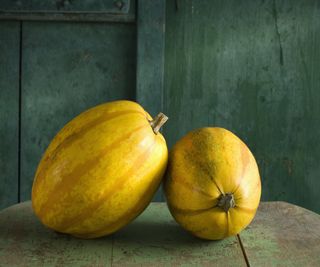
xmin=164 ymin=127 xmax=261 ymax=240
xmin=32 ymin=100 xmax=168 ymax=238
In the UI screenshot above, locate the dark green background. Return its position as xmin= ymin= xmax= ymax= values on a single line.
xmin=1 ymin=0 xmax=319 ymax=213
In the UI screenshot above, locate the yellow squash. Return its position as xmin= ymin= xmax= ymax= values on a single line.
xmin=164 ymin=127 xmax=261 ymax=240
xmin=32 ymin=100 xmax=168 ymax=238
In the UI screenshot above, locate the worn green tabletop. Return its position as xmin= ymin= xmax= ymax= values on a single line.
xmin=0 ymin=202 xmax=319 ymax=267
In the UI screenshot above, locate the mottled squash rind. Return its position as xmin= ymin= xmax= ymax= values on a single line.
xmin=164 ymin=127 xmax=261 ymax=240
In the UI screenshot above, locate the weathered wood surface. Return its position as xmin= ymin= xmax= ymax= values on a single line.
xmin=1 ymin=201 xmax=320 ymax=266
xmin=0 ymin=201 xmax=112 ymax=266
xmin=240 ymin=201 xmax=320 ymax=266
xmin=0 ymin=202 xmax=244 ymax=267
xmin=0 ymin=0 xmax=131 ymax=13
xmin=111 ymin=203 xmax=243 ymax=267
xmin=0 ymin=22 xmax=20 ymax=210
xmin=0 ymin=0 xmax=135 ymax=23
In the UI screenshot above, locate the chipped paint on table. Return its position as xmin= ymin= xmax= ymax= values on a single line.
xmin=240 ymin=201 xmax=320 ymax=266
xmin=0 ymin=201 xmax=112 ymax=266
xmin=0 ymin=202 xmax=244 ymax=267
xmin=1 ymin=201 xmax=320 ymax=266
xmin=112 ymin=203 xmax=244 ymax=267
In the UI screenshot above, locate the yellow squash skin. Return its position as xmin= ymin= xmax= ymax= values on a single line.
xmin=32 ymin=100 xmax=168 ymax=238
xmin=164 ymin=127 xmax=261 ymax=240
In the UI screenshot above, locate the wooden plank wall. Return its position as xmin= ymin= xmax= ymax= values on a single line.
xmin=0 ymin=22 xmax=20 ymax=209
xmin=1 ymin=0 xmax=320 ymax=214
xmin=0 ymin=3 xmax=137 ymax=207
xmin=164 ymin=0 xmax=320 ymax=213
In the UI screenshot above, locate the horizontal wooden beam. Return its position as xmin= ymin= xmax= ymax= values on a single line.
xmin=0 ymin=0 xmax=135 ymax=22
xmin=0 ymin=11 xmax=135 ymax=23
xmin=0 ymin=0 xmax=130 ymax=13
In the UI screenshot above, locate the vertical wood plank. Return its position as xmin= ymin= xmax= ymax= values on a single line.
xmin=257 ymin=0 xmax=320 ymax=213
xmin=136 ymin=0 xmax=165 ymax=117
xmin=20 ymin=22 xmax=136 ymax=201
xmin=136 ymin=0 xmax=166 ymax=201
xmin=0 ymin=22 xmax=20 ymax=209
xmin=164 ymin=0 xmax=320 ymax=212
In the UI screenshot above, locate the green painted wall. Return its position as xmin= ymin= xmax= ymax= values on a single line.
xmin=0 ymin=20 xmax=136 ymax=209
xmin=164 ymin=0 xmax=320 ymax=213
xmin=0 ymin=22 xmax=20 ymax=209
xmin=1 ymin=0 xmax=320 ymax=214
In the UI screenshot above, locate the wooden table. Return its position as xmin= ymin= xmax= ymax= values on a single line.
xmin=0 ymin=201 xmax=319 ymax=266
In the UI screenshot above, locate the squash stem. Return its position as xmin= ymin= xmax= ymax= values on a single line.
xmin=218 ymin=193 xmax=235 ymax=212
xmin=150 ymin=113 xmax=168 ymax=134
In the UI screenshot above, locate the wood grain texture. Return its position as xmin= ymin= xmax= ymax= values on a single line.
xmin=0 ymin=201 xmax=112 ymax=266
xmin=0 ymin=22 xmax=20 ymax=210
xmin=112 ymin=203 xmax=244 ymax=267
xmin=164 ymin=0 xmax=320 ymax=213
xmin=0 ymin=11 xmax=135 ymax=23
xmin=136 ymin=0 xmax=166 ymax=201
xmin=240 ymin=201 xmax=320 ymax=266
xmin=0 ymin=201 xmax=245 ymax=267
xmin=20 ymin=22 xmax=136 ymax=201
xmin=1 ymin=201 xmax=320 ymax=266
xmin=0 ymin=0 xmax=135 ymax=23
xmin=0 ymin=0 xmax=130 ymax=13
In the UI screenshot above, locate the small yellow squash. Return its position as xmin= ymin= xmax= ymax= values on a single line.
xmin=32 ymin=100 xmax=168 ymax=238
xmin=164 ymin=127 xmax=261 ymax=240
